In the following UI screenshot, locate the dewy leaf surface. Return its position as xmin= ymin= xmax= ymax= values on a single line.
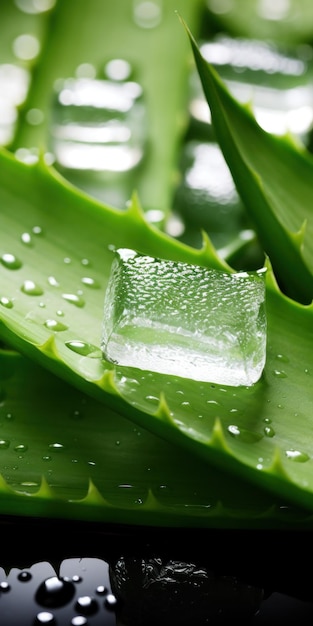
xmin=1 ymin=148 xmax=313 ymax=514
xmin=185 ymin=22 xmax=313 ymax=304
xmin=2 ymin=348 xmax=311 ymax=529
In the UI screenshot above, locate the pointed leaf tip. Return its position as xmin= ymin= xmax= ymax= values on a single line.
xmin=210 ymin=417 xmax=230 ymax=452
xmin=155 ymin=392 xmax=174 ymax=424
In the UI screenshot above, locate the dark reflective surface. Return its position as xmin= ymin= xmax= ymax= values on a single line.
xmin=1 ymin=516 xmax=313 ymax=624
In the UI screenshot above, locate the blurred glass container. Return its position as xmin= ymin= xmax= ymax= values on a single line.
xmin=189 ymin=35 xmax=313 ymax=142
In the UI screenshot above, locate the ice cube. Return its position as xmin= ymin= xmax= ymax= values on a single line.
xmin=102 ymin=248 xmax=267 ymax=386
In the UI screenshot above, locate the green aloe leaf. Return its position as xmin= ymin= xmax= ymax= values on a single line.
xmin=8 ymin=0 xmax=203 ymax=217
xmin=2 ymin=347 xmax=311 ymax=528
xmin=185 ymin=21 xmax=313 ymax=305
xmin=2 ymin=3 xmax=313 ymax=529
xmin=1 ymin=145 xmax=313 ymax=515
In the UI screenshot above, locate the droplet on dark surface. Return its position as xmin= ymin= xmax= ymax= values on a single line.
xmin=75 ymin=595 xmax=99 ymax=615
xmin=104 ymin=593 xmax=118 ymax=610
xmin=34 ymin=611 xmax=56 ymax=624
xmin=18 ymin=571 xmax=32 ymax=582
xmin=35 ymin=576 xmax=75 ymax=608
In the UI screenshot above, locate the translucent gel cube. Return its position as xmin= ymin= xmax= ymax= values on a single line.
xmin=102 ymin=249 xmax=267 ymax=386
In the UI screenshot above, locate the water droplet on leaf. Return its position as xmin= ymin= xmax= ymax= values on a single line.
xmin=21 ymin=280 xmax=44 ymax=296
xmin=1 ymin=253 xmax=22 ymax=269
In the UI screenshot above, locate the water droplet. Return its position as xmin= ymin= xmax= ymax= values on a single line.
xmin=21 ymin=280 xmax=44 ymax=296
xmin=44 ymin=319 xmax=68 ymax=332
xmin=70 ymin=409 xmax=83 ymax=420
xmin=104 ymin=593 xmax=118 ymax=609
xmin=228 ymin=424 xmax=240 ymax=436
xmin=105 ymin=58 xmax=132 ymax=81
xmin=0 ymin=296 xmax=14 ymax=309
xmin=264 ymin=425 xmax=275 ymax=437
xmin=285 ymin=449 xmax=310 ymax=462
xmin=65 ymin=340 xmax=101 ymax=358
xmin=25 ymin=107 xmax=44 ymax=125
xmin=62 ymin=293 xmax=85 ymax=307
xmin=0 ymin=63 xmax=30 ymax=144
xmin=35 ymin=576 xmax=75 ymax=608
xmin=81 ymin=258 xmax=90 ymax=266
xmin=21 ymin=231 xmax=33 ymax=245
xmin=63 ymin=257 xmax=71 ymax=264
xmin=14 ymin=443 xmax=28 ymax=453
xmin=48 ymin=276 xmax=59 ymax=287
xmin=56 ymin=309 xmax=64 ymax=316
xmin=0 ymin=439 xmax=10 ymax=450
xmin=76 ymin=62 xmax=96 ymax=79
xmin=18 ymin=571 xmax=32 ymax=582
xmin=0 ymin=581 xmax=10 ymax=592
xmin=48 ymin=443 xmax=64 ymax=451
xmin=227 ymin=424 xmax=263 ymax=443
xmin=145 ymin=394 xmax=159 ymax=404
xmin=96 ymin=585 xmax=108 ymax=595
xmin=13 ymin=33 xmax=40 ymax=61
xmin=71 ymin=617 xmax=87 ymax=626
xmin=276 ymin=353 xmax=289 ymax=363
xmin=81 ymin=276 xmax=100 ymax=288
xmin=75 ymin=595 xmax=99 ymax=615
xmin=272 ymin=369 xmax=287 ymax=378
xmin=15 ymin=146 xmax=39 ymax=164
xmin=42 ymin=455 xmax=52 ymax=462
xmin=34 ymin=612 xmax=56 ymax=625
xmin=0 ymin=253 xmax=22 ymax=269
xmin=72 ymin=575 xmax=82 ymax=583
xmin=32 ymin=225 xmax=43 ymax=235
xmin=133 ymin=0 xmax=163 ymax=28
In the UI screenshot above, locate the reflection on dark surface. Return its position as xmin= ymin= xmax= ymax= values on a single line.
xmin=111 ymin=557 xmax=264 ymax=625
xmin=1 ymin=519 xmax=313 ymax=625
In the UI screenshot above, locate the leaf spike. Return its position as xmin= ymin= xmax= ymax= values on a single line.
xmin=155 ymin=392 xmax=176 ymax=426
xmin=39 ymin=334 xmax=59 ymax=359
xmin=268 ymin=447 xmax=291 ymax=479
xmin=33 ymin=475 xmax=55 ymax=499
xmin=209 ymin=417 xmax=230 ymax=452
xmin=198 ymin=230 xmax=231 ymax=271
xmin=96 ymin=368 xmax=119 ymax=395
xmin=264 ymin=255 xmax=282 ymax=295
xmin=0 ymin=473 xmax=16 ymax=494
xmin=72 ymin=479 xmax=111 ymax=506
xmin=144 ymin=488 xmax=163 ymax=511
xmin=289 ymin=219 xmax=307 ymax=251
xmin=125 ymin=190 xmax=146 ymax=223
xmin=210 ymin=500 xmax=228 ymax=518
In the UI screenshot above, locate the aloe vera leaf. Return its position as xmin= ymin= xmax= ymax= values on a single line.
xmin=205 ymin=0 xmax=313 ymax=44
xmin=0 ymin=2 xmax=50 ymax=68
xmin=10 ymin=0 xmax=204 ymax=217
xmin=2 ymin=347 xmax=312 ymax=528
xmin=184 ymin=23 xmax=313 ymax=304
xmin=2 ymin=149 xmax=313 ymax=513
